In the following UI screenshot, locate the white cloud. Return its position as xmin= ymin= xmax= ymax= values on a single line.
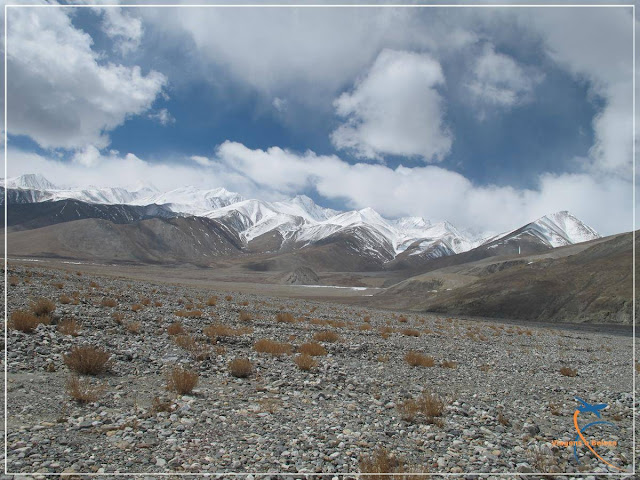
xmin=212 ymin=141 xmax=632 ymax=236
xmin=527 ymin=8 xmax=633 ymax=177
xmin=331 ymin=50 xmax=452 ymax=162
xmin=190 ymin=155 xmax=212 ymax=167
xmin=6 ymin=6 xmax=166 ymax=150
xmin=101 ymin=7 xmax=144 ymax=54
xmin=466 ymin=44 xmax=542 ymax=111
xmin=148 ymin=108 xmax=175 ymax=126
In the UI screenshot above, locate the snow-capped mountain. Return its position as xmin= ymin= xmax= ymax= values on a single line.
xmin=4 ymin=173 xmax=601 ymax=264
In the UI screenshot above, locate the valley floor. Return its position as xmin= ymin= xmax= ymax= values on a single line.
xmin=3 ymin=262 xmax=637 ymax=477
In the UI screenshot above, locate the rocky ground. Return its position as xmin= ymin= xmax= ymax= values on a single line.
xmin=2 ymin=262 xmax=637 ymax=478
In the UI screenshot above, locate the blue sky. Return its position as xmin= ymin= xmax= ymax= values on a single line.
xmin=4 ymin=4 xmax=635 ymax=235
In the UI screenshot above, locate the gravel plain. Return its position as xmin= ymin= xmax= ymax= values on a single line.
xmin=3 ymin=263 xmax=637 ymax=478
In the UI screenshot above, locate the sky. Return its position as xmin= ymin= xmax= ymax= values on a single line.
xmin=2 ymin=1 xmax=636 ymax=236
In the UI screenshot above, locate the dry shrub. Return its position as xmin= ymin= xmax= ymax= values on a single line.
xmin=126 ymin=322 xmax=141 ymax=334
xmin=398 ymin=316 xmax=408 ymax=323
xmin=57 ymin=318 xmax=80 ymax=336
xmin=313 ymin=330 xmax=340 ymax=343
xmin=225 ymin=295 xmax=233 ymax=301
xmin=276 ymin=312 xmax=295 ymax=323
xmin=151 ymin=396 xmax=174 ymax=413
xmin=167 ymin=366 xmax=198 ymax=394
xmin=441 ymin=360 xmax=458 ymax=369
xmin=59 ymin=294 xmax=71 ymax=305
xmin=206 ymin=296 xmax=218 ymax=306
xmin=478 ymin=364 xmax=491 ymax=372
xmin=327 ymin=320 xmax=346 ymax=329
xmin=204 ymin=323 xmax=252 ymax=340
xmin=131 ymin=303 xmax=144 ymax=312
xmin=89 ymin=281 xmax=99 ymax=289
xmin=254 ymin=338 xmax=293 ymax=356
xmin=229 ymin=357 xmax=253 ymax=378
xmin=31 ymin=297 xmax=56 ymax=317
xmin=398 ymin=392 xmax=445 ymax=425
xmin=379 ymin=326 xmax=394 ymax=335
xmin=64 ymin=346 xmax=111 ymax=375
xmin=363 ymin=315 xmax=371 ymax=323
xmin=175 ymin=309 xmax=202 ymax=318
xmin=309 ymin=318 xmax=327 ymax=326
xmin=140 ymin=297 xmax=151 ymax=306
xmin=167 ymin=322 xmax=184 ymax=335
xmin=8 ymin=275 xmax=19 ymax=286
xmin=294 ymin=354 xmax=317 ymax=371
xmin=66 ymin=376 xmax=104 ymax=403
xmin=174 ymin=335 xmax=210 ymax=361
xmin=405 ymin=351 xmax=435 ymax=367
xmin=559 ymin=366 xmax=578 ymax=377
xmin=238 ymin=310 xmax=252 ymax=322
xmin=401 ymin=329 xmax=420 ymax=337
xmin=298 ymin=342 xmax=327 ymax=356
xmin=10 ymin=310 xmax=49 ymax=333
xmin=497 ymin=412 xmax=511 ymax=426
xmin=154 ymin=301 xmax=163 ymax=307
xmin=112 ymin=312 xmax=125 ymax=325
xmin=359 ymin=448 xmax=424 ymax=479
xmin=52 ymin=282 xmax=64 ymax=290
xmin=359 ymin=323 xmax=372 ymax=331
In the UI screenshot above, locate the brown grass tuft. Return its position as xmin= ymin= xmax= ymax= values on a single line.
xmin=276 ymin=312 xmax=295 ymax=323
xmin=140 ymin=297 xmax=151 ymax=306
xmin=57 ymin=318 xmax=80 ymax=336
xmin=126 ymin=322 xmax=141 ymax=334
xmin=228 ymin=357 xmax=253 ymax=378
xmin=405 ymin=351 xmax=435 ymax=367
xmin=254 ymin=338 xmax=293 ymax=356
xmin=204 ymin=323 xmax=252 ymax=340
xmin=206 ymin=296 xmax=218 ymax=306
xmin=313 ymin=330 xmax=340 ymax=343
xmin=175 ymin=309 xmax=202 ymax=318
xmin=294 ymin=353 xmax=318 ymax=371
xmin=238 ymin=310 xmax=252 ymax=322
xmin=225 ymin=295 xmax=233 ymax=301
xmin=31 ymin=297 xmax=56 ymax=317
xmin=66 ymin=376 xmax=104 ymax=403
xmin=59 ymin=294 xmax=71 ymax=304
xmin=112 ymin=312 xmax=125 ymax=325
xmin=559 ymin=366 xmax=578 ymax=377
xmin=298 ymin=342 xmax=327 ymax=356
xmin=401 ymin=329 xmax=420 ymax=337
xmin=174 ymin=335 xmax=210 ymax=361
xmin=167 ymin=322 xmax=184 ymax=335
xmin=8 ymin=275 xmax=19 ymax=286
xmin=10 ymin=310 xmax=49 ymax=333
xmin=167 ymin=366 xmax=198 ymax=394
xmin=441 ymin=360 xmax=458 ymax=369
xmin=359 ymin=448 xmax=424 ymax=479
xmin=63 ymin=346 xmax=111 ymax=375
xmin=398 ymin=392 xmax=445 ymax=425
xmin=52 ymin=282 xmax=64 ymax=290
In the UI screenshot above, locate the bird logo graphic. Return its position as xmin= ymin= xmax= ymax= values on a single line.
xmin=572 ymin=397 xmax=620 ymax=471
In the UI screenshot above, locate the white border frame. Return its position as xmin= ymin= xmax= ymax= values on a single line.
xmin=2 ymin=2 xmax=636 ymax=477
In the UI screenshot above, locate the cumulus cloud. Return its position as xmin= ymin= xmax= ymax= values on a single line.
xmin=466 ymin=44 xmax=542 ymax=112
xmin=100 ymin=7 xmax=144 ymax=54
xmin=331 ymin=50 xmax=452 ymax=162
xmin=6 ymin=6 xmax=166 ymax=150
xmin=148 ymin=108 xmax=175 ymax=126
xmin=212 ymin=141 xmax=632 ymax=236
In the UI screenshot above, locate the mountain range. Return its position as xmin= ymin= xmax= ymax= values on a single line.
xmin=4 ymin=173 xmax=600 ymax=268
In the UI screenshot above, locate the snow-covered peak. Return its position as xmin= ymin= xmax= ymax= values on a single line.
xmin=6 ymin=174 xmax=57 ymax=190
xmin=134 ymin=186 xmax=244 ymax=215
xmin=530 ymin=210 xmax=600 ymax=247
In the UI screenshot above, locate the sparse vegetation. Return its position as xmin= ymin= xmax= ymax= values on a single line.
xmin=559 ymin=366 xmax=578 ymax=377
xmin=204 ymin=323 xmax=251 ymax=340
xmin=313 ymin=330 xmax=340 ymax=342
xmin=229 ymin=357 xmax=253 ymax=378
xmin=167 ymin=322 xmax=184 ymax=335
xmin=100 ymin=297 xmax=117 ymax=307
xmin=167 ymin=366 xmax=198 ymax=394
xmin=57 ymin=318 xmax=80 ymax=336
xmin=112 ymin=312 xmax=125 ymax=325
xmin=441 ymin=360 xmax=458 ymax=369
xmin=405 ymin=351 xmax=435 ymax=367
xmin=398 ymin=392 xmax=446 ymax=426
xmin=175 ymin=309 xmax=202 ymax=318
xmin=298 ymin=342 xmax=328 ymax=356
xmin=254 ymin=338 xmax=293 ymax=356
xmin=131 ymin=303 xmax=144 ymax=312
xmin=63 ymin=346 xmax=111 ymax=375
xmin=31 ymin=297 xmax=56 ymax=317
xmin=359 ymin=448 xmax=424 ymax=478
xmin=66 ymin=376 xmax=103 ymax=403
xmin=59 ymin=294 xmax=71 ymax=304
xmin=206 ymin=296 xmax=218 ymax=306
xmin=294 ymin=353 xmax=318 ymax=371
xmin=401 ymin=329 xmax=420 ymax=337
xmin=10 ymin=310 xmax=49 ymax=333
xmin=126 ymin=322 xmax=141 ymax=334
xmin=276 ymin=312 xmax=295 ymax=323
xmin=239 ymin=310 xmax=252 ymax=321
xmin=174 ymin=335 xmax=210 ymax=361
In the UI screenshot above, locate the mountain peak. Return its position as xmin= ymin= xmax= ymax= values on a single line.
xmin=7 ymin=173 xmax=57 ymax=190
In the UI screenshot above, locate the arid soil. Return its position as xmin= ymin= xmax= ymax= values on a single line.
xmin=3 ymin=262 xmax=637 ymax=477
